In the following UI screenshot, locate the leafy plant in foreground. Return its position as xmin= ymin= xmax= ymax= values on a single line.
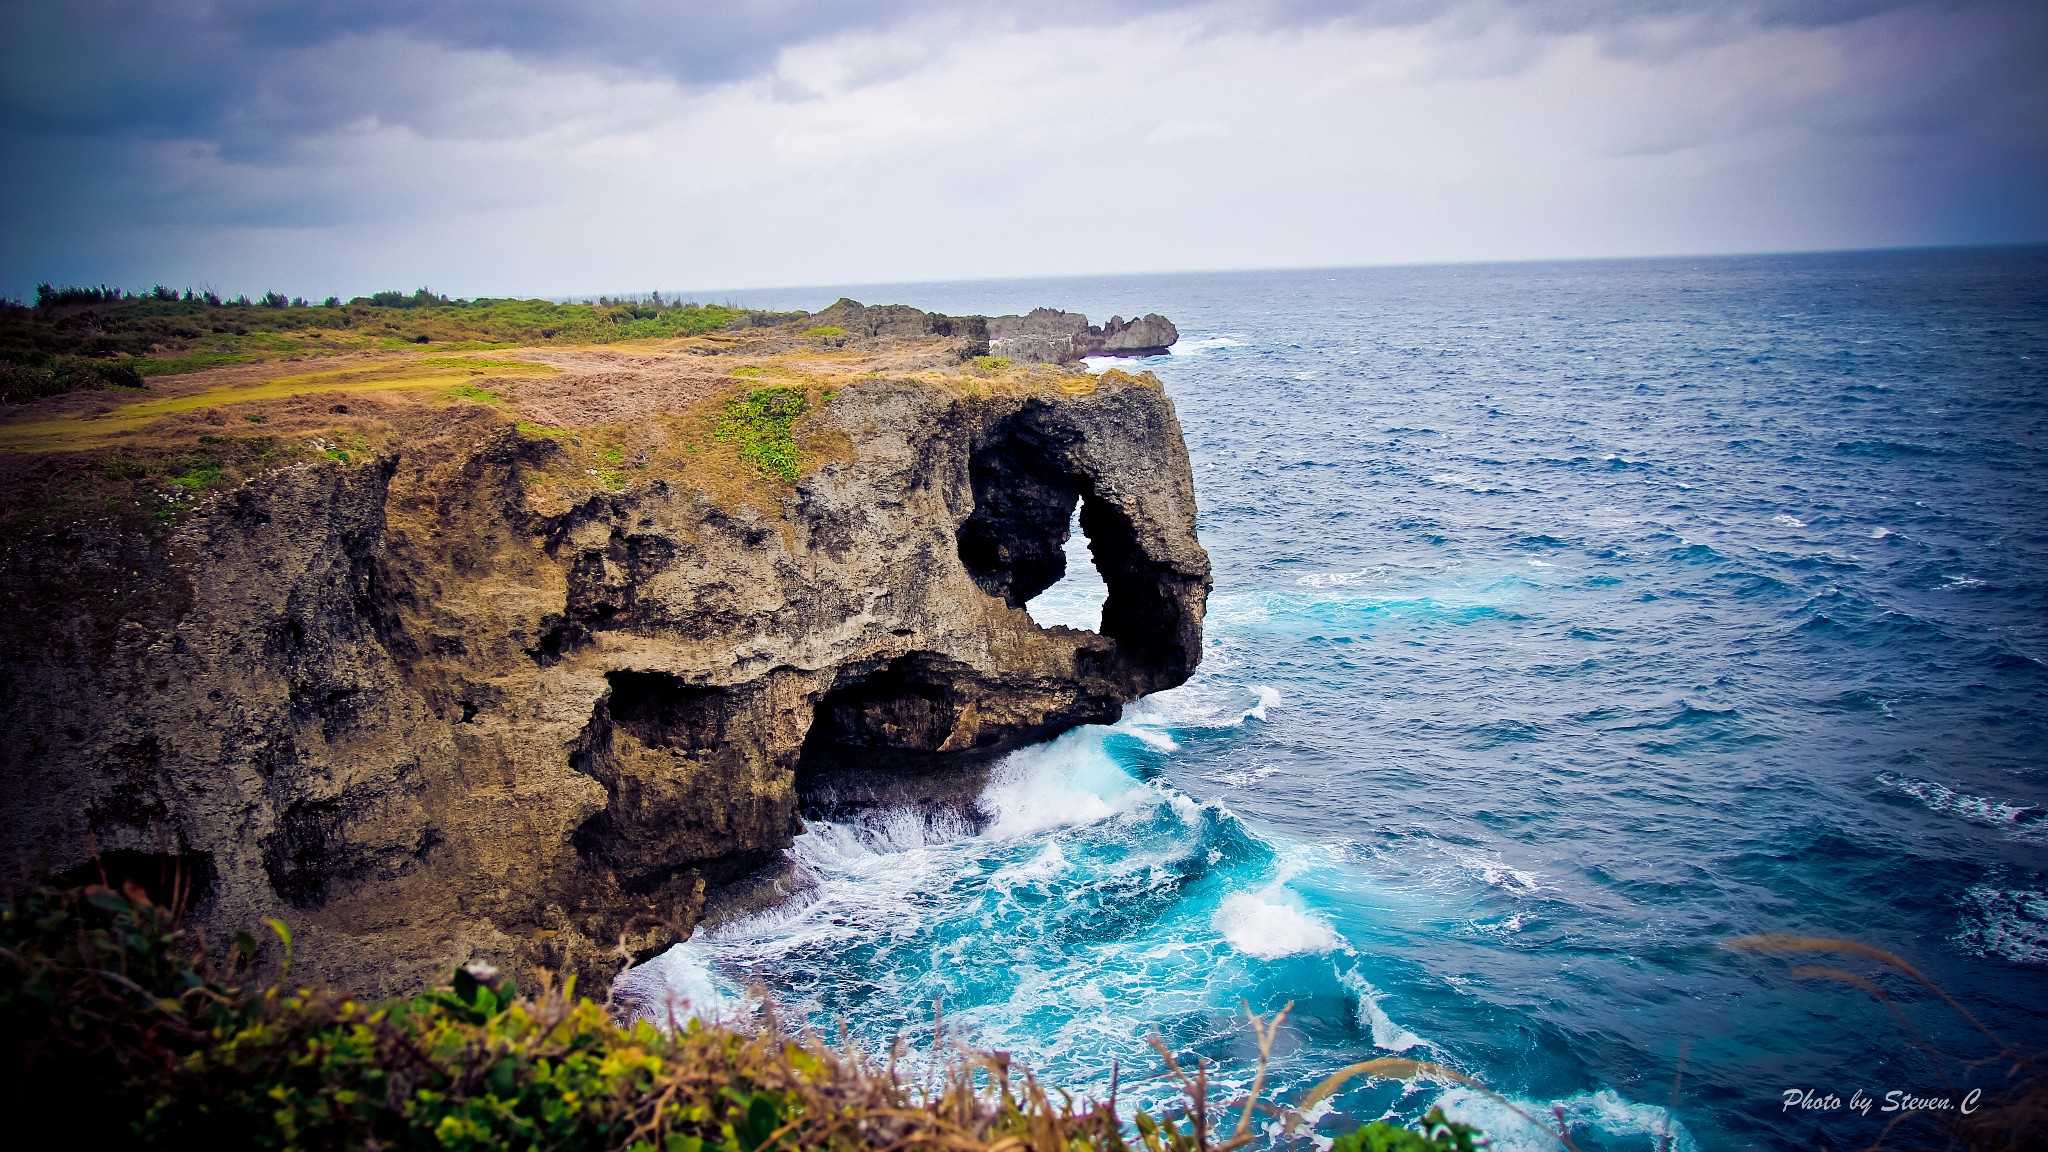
xmin=0 ymin=874 xmax=1501 ymax=1151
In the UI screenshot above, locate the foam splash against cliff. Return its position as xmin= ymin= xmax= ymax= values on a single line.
xmin=620 ymin=699 xmax=1695 ymax=1150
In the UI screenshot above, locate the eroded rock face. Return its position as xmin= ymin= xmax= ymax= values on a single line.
xmin=0 ymin=349 xmax=1208 ymax=996
xmin=988 ymin=309 xmax=1180 ymax=364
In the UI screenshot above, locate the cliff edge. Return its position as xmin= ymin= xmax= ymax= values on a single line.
xmin=0 ymin=304 xmax=1208 ymax=995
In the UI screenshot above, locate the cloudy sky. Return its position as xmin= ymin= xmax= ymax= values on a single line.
xmin=3 ymin=0 xmax=2043 ymax=299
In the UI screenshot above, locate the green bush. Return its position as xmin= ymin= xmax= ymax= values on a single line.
xmin=1328 ymin=1109 xmax=1481 ymax=1152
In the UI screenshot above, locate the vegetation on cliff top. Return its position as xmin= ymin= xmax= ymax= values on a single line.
xmin=714 ymin=386 xmax=813 ymax=483
xmin=0 ymin=284 xmax=757 ymax=404
xmin=0 ymin=876 xmax=1491 ymax=1151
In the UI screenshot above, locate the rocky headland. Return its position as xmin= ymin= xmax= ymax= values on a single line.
xmin=988 ymin=309 xmax=1179 ymax=365
xmin=0 ymin=300 xmax=1208 ymax=995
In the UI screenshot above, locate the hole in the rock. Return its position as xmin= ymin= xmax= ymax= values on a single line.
xmin=1024 ymin=507 xmax=1109 ymax=632
xmin=793 ymin=653 xmax=1010 ymax=821
xmin=798 ymin=653 xmax=972 ymax=773
xmin=957 ymin=415 xmax=1084 ymax=609
xmin=604 ymin=670 xmax=731 ymax=751
xmin=956 ymin=406 xmax=1201 ymax=688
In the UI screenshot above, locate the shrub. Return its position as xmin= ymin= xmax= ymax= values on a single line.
xmin=714 ymin=386 xmax=810 ymax=483
xmin=0 ymin=353 xmax=144 ymax=403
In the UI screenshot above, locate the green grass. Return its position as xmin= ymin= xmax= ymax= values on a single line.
xmin=131 ymin=349 xmax=254 ymax=376
xmin=713 ymin=386 xmax=810 ymax=483
xmin=801 ymin=326 xmax=845 ymax=338
xmin=972 ymin=355 xmax=1013 ymax=372
xmin=164 ymin=452 xmax=223 ymax=493
xmin=445 ymin=383 xmax=506 ymax=403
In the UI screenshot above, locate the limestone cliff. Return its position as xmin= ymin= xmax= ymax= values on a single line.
xmin=0 ymin=310 xmax=1208 ymax=996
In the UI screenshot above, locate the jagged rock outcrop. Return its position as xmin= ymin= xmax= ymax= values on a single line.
xmin=0 ymin=313 xmax=1208 ymax=997
xmin=988 ymin=309 xmax=1179 ymax=364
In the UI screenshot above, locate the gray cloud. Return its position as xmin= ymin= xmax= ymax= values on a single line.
xmin=1 ymin=0 xmax=2040 ymax=295
xmin=0 ymin=0 xmax=1956 ymax=147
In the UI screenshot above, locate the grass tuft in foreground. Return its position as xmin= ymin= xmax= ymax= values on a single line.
xmin=0 ymin=875 xmax=1493 ymax=1151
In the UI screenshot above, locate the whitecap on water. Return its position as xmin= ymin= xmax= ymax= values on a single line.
xmin=993 ymin=841 xmax=1071 ymax=888
xmin=1120 ymin=679 xmax=1280 ymax=739
xmin=1169 ymin=336 xmax=1246 ymax=356
xmin=615 ymin=938 xmax=747 ymax=1026
xmin=1452 ymin=850 xmax=1545 ymax=896
xmin=1339 ymin=970 xmax=1429 ymax=1053
xmin=980 ymin=727 xmax=1154 ymax=839
xmin=1212 ymin=890 xmax=1343 ymax=958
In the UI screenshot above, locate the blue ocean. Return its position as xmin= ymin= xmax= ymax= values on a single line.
xmin=625 ymin=247 xmax=2048 ymax=1151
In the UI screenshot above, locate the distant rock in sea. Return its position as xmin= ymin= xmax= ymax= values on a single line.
xmin=989 ymin=309 xmax=1178 ymax=364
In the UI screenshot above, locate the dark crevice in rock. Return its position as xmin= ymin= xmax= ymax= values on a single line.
xmin=263 ymin=767 xmax=438 ymax=909
xmin=794 ymin=652 xmax=1009 ymax=823
xmin=604 ymin=671 xmax=737 ymax=754
xmin=53 ymin=849 xmax=216 ymax=913
xmin=571 ymin=670 xmax=779 ymax=898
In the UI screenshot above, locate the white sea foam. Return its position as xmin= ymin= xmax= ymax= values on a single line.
xmin=1870 ymin=526 xmax=1894 ymax=538
xmin=1121 ymin=680 xmax=1280 ymax=735
xmin=1875 ymin=772 xmax=2041 ymax=836
xmin=980 ymin=727 xmax=1153 ymax=840
xmin=1773 ymin=514 xmax=1807 ymax=527
xmin=1296 ymin=570 xmax=1374 ymax=588
xmin=1339 ymin=971 xmax=1429 ymax=1053
xmin=1954 ymin=885 xmax=2048 ymax=964
xmin=1212 ymin=891 xmax=1343 ymax=958
xmin=1168 ymin=336 xmax=1245 ymax=355
xmin=1434 ymin=1087 xmax=1697 ymax=1152
xmin=1244 ymin=685 xmax=1280 ymax=721
xmin=1453 ymin=851 xmax=1544 ymax=895
xmin=617 ymin=938 xmax=745 ymax=1025
xmin=994 ymin=841 xmax=1071 ymax=888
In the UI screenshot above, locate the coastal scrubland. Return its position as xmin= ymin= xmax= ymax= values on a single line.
xmin=0 ymin=283 xmax=761 ymax=404
xmin=0 ymin=291 xmax=1139 ymax=542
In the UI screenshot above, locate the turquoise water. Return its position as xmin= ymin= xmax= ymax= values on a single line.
xmin=627 ymin=248 xmax=2048 ymax=1150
